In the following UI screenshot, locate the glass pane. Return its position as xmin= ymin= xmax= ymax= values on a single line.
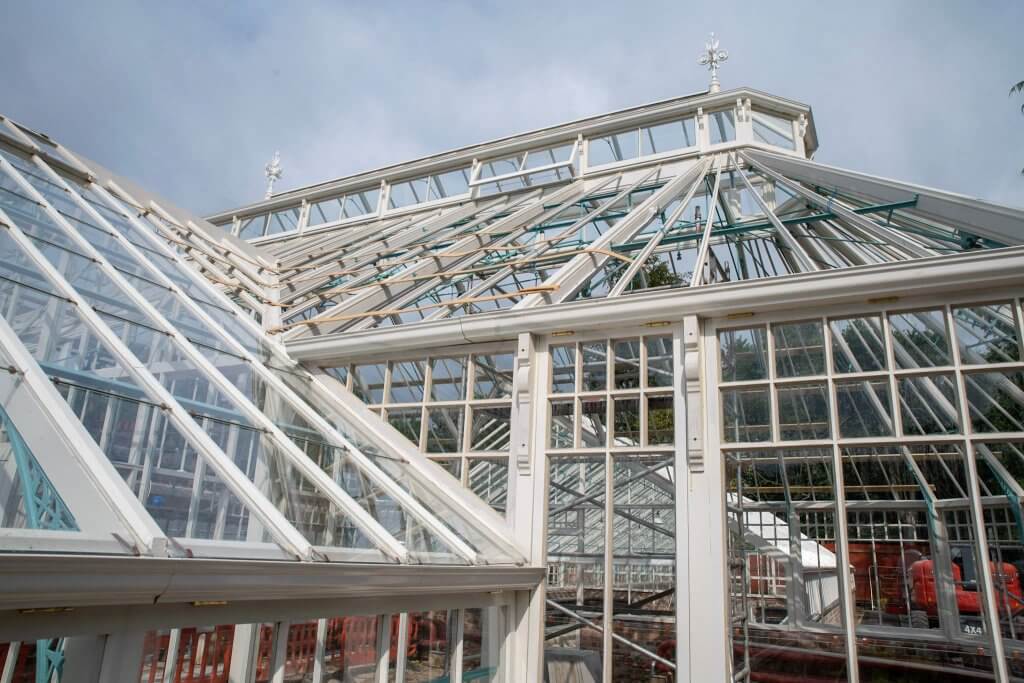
xmin=613 ymin=338 xmax=641 ymax=389
xmin=835 ymin=380 xmax=893 ymax=438
xmin=468 ymin=459 xmax=508 ymax=514
xmin=462 ymin=607 xmax=503 ymax=682
xmin=580 ymin=399 xmax=607 ymax=448
xmin=720 ymin=327 xmax=769 ymax=381
xmin=647 ymin=395 xmax=674 ymax=445
xmin=389 ymin=360 xmax=426 ymax=403
xmin=777 ymin=383 xmax=830 ymax=440
xmin=352 ymin=363 xmax=387 ymax=403
xmin=613 ymin=398 xmax=640 ymax=446
xmin=890 ymin=310 xmax=951 ymax=368
xmin=953 ymin=303 xmax=1021 ymax=365
xmin=589 ymin=130 xmax=638 ymax=165
xmin=752 ymin=110 xmax=795 ymax=150
xmin=964 ymin=371 xmax=1024 ymax=433
xmin=470 ymin=406 xmax=511 ymax=451
xmin=324 ymin=616 xmax=379 ymax=682
xmin=641 ymin=118 xmax=696 ymax=155
xmin=899 ymin=375 xmax=960 ymax=435
xmin=708 ymin=110 xmax=736 ymax=145
xmin=645 ymin=335 xmax=673 ymax=388
xmin=386 ymin=407 xmax=422 ymax=446
xmin=426 ymin=407 xmax=464 ymax=453
xmin=722 ymin=387 xmax=771 ymax=442
xmin=773 ymin=321 xmax=825 ymax=377
xmin=0 ymin=403 xmax=78 ymax=530
xmin=430 ymin=357 xmax=467 ymax=401
xmin=581 ymin=342 xmax=607 ymax=391
xmin=406 ymin=611 xmax=453 ymax=680
xmin=546 ymin=455 xmax=605 ymax=678
xmin=551 ymin=345 xmax=576 ymax=394
xmin=472 ymin=353 xmax=514 ymax=399
xmin=830 ymin=316 xmax=887 ymax=373
xmin=550 ymin=400 xmax=575 ymax=448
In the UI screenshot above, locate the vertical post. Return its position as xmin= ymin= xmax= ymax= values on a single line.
xmin=507 ymin=332 xmax=549 ymax=682
xmin=394 ymin=613 xmax=409 ymax=683
xmin=228 ymin=624 xmax=260 ymax=683
xmin=376 ymin=613 xmax=393 ymax=683
xmin=689 ymin=316 xmax=728 ymax=682
xmin=269 ymin=621 xmax=290 ymax=683
xmin=673 ymin=317 xmax=698 ymax=682
xmin=61 ymin=636 xmax=105 ymax=683
xmin=97 ymin=631 xmax=146 ymax=683
xmin=1 ymin=642 xmax=20 ymax=683
xmin=451 ymin=608 xmax=465 ymax=682
xmin=311 ymin=619 xmax=327 ymax=683
xmin=161 ymin=629 xmax=181 ymax=683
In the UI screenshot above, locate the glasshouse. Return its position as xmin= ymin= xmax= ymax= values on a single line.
xmin=0 ymin=57 xmax=1023 ymax=683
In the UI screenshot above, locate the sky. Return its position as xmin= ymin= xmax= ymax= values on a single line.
xmin=1 ymin=1 xmax=1022 ymax=217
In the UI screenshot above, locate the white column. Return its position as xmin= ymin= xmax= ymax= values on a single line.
xmin=688 ymin=316 xmax=728 ymax=681
xmin=506 ymin=332 xmax=550 ymax=681
xmin=97 ymin=631 xmax=146 ymax=683
xmin=269 ymin=621 xmax=290 ymax=683
xmin=228 ymin=624 xmax=261 ymax=683
xmin=61 ymin=636 xmax=105 ymax=683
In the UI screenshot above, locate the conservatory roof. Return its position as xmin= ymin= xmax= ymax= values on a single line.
xmin=197 ymin=87 xmax=1023 ymax=364
xmin=0 ymin=112 xmax=530 ymax=604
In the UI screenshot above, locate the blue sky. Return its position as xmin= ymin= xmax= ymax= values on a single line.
xmin=1 ymin=1 xmax=1022 ymax=216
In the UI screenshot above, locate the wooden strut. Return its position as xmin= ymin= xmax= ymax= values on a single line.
xmin=269 ymin=284 xmax=560 ymax=333
xmin=295 ymin=246 xmax=632 ymax=303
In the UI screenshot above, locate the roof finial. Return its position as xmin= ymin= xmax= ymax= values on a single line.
xmin=698 ymin=32 xmax=729 ymax=93
xmin=264 ymin=151 xmax=283 ymax=199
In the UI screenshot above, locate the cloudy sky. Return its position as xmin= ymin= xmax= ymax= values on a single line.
xmin=1 ymin=1 xmax=1022 ymax=217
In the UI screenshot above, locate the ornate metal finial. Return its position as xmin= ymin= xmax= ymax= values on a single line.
xmin=264 ymin=151 xmax=283 ymax=199
xmin=698 ymin=33 xmax=729 ymax=93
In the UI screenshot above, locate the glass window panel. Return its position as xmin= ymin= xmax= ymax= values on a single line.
xmin=645 ymin=335 xmax=673 ymax=388
xmin=324 ymin=616 xmax=379 ymax=681
xmin=468 ymin=459 xmax=508 ymax=514
xmin=830 ymin=316 xmax=887 ymax=373
xmin=964 ymin=371 xmax=1024 ymax=433
xmin=428 ymin=168 xmax=470 ymax=200
xmin=720 ymin=327 xmax=769 ymax=381
xmin=430 ymin=357 xmax=467 ymax=401
xmin=546 ymin=454 xmax=605 ymax=678
xmin=835 ymin=380 xmax=893 ymax=438
xmin=777 ymin=383 xmax=830 ymax=440
xmin=238 ymin=215 xmax=267 ymax=239
xmin=647 ymin=395 xmax=674 ymax=445
xmin=425 ymin=407 xmax=464 ymax=453
xmin=752 ymin=110 xmax=796 ymax=150
xmin=0 ymin=403 xmax=78 ymax=531
xmin=773 ymin=321 xmax=825 ymax=377
xmin=550 ymin=400 xmax=575 ymax=448
xmin=589 ymin=130 xmax=638 ymax=166
xmin=388 ymin=360 xmax=426 ymax=403
xmin=613 ymin=397 xmax=640 ymax=446
xmin=307 ymin=196 xmax=344 ymax=226
xmin=613 ymin=338 xmax=641 ymax=389
xmin=580 ymin=399 xmax=607 ymax=448
xmin=890 ymin=309 xmax=951 ymax=368
xmin=899 ymin=374 xmax=960 ymax=435
xmin=953 ymin=303 xmax=1021 ymax=364
xmin=352 ymin=363 xmax=386 ymax=404
xmin=405 ymin=611 xmax=452 ymax=680
xmin=470 ymin=406 xmax=511 ymax=451
xmin=343 ymin=189 xmax=380 ymax=218
xmin=386 ymin=407 xmax=422 ymax=446
xmin=581 ymin=342 xmax=607 ymax=391
xmin=265 ymin=207 xmax=301 ymax=236
xmin=641 ymin=118 xmax=696 ymax=155
xmin=551 ymin=344 xmax=576 ymax=394
xmin=722 ymin=387 xmax=771 ymax=442
xmin=472 ymin=353 xmax=514 ymax=399
xmin=708 ymin=110 xmax=736 ymax=145
xmin=462 ymin=606 xmax=503 ymax=681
